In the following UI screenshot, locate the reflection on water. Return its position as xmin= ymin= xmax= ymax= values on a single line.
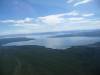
xmin=3 ymin=37 xmax=100 ymax=49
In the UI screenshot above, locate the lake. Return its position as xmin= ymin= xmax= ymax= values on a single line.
xmin=2 ymin=37 xmax=100 ymax=49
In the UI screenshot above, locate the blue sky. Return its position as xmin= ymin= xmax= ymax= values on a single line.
xmin=0 ymin=0 xmax=100 ymax=35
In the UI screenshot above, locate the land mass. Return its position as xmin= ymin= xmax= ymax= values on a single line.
xmin=0 ymin=42 xmax=100 ymax=75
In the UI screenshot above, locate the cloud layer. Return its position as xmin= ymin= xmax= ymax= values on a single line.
xmin=67 ymin=0 xmax=93 ymax=6
xmin=0 ymin=0 xmax=99 ymax=35
xmin=0 ymin=11 xmax=99 ymax=35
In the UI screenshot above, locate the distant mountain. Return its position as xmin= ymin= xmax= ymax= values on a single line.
xmin=1 ymin=29 xmax=100 ymax=39
xmin=0 ymin=37 xmax=33 ymax=45
xmin=51 ymin=29 xmax=100 ymax=37
xmin=29 ymin=29 xmax=100 ymax=37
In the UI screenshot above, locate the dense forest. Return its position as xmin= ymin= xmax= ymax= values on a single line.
xmin=0 ymin=43 xmax=100 ymax=75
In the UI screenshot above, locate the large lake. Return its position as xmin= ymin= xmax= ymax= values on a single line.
xmin=3 ymin=37 xmax=100 ymax=49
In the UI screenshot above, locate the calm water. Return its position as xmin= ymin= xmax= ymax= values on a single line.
xmin=3 ymin=37 xmax=100 ymax=49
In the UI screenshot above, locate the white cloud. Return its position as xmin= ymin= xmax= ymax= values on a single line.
xmin=66 ymin=10 xmax=79 ymax=16
xmin=0 ymin=17 xmax=34 ymax=24
xmin=67 ymin=0 xmax=74 ymax=3
xmin=0 ymin=11 xmax=100 ymax=35
xmin=54 ymin=19 xmax=100 ymax=31
xmin=66 ymin=0 xmax=92 ymax=7
xmin=38 ymin=15 xmax=64 ymax=25
xmin=0 ymin=20 xmax=15 ymax=23
xmin=1 ymin=10 xmax=90 ymax=27
xmin=68 ymin=17 xmax=85 ymax=21
xmin=38 ymin=10 xmax=80 ymax=26
xmin=74 ymin=0 xmax=92 ymax=7
xmin=82 ymin=13 xmax=95 ymax=17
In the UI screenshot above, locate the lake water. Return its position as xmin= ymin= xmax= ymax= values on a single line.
xmin=2 ymin=37 xmax=100 ymax=49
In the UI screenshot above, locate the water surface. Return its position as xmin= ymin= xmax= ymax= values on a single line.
xmin=3 ymin=37 xmax=100 ymax=49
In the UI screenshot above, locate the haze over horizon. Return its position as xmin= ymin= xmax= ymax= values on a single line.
xmin=0 ymin=0 xmax=100 ymax=35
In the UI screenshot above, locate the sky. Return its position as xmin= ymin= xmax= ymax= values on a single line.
xmin=0 ymin=0 xmax=100 ymax=35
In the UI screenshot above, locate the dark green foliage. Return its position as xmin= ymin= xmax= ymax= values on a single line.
xmin=0 ymin=43 xmax=100 ymax=75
